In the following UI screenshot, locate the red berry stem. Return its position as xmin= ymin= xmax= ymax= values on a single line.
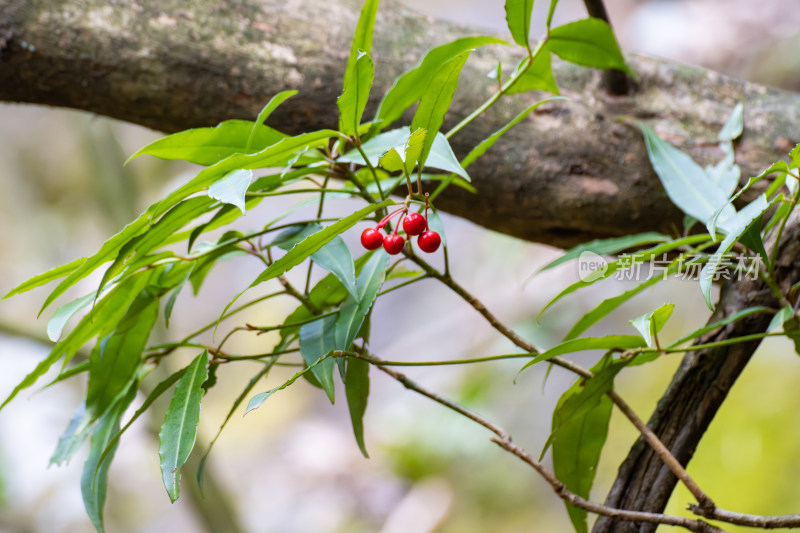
xmin=377 ymin=207 xmax=406 ymax=229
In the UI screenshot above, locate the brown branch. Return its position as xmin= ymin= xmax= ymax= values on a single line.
xmin=690 ymin=505 xmax=800 ymax=529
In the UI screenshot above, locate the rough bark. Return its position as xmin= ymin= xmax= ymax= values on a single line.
xmin=4 ymin=0 xmax=800 ymax=530
xmin=2 ymin=0 xmax=800 ymax=248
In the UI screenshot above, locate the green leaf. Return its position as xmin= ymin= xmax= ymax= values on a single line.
xmin=249 ymin=200 xmax=391 ymax=288
xmin=299 ymin=316 xmax=338 ymax=403
xmin=551 ymin=365 xmax=615 ymax=533
xmin=549 ymin=18 xmax=634 ymax=76
xmin=335 ymin=252 xmax=390 ymax=351
xmin=154 ymin=129 xmax=337 ymax=220
xmin=505 ymin=52 xmax=560 ymax=96
xmin=127 ymin=120 xmax=287 ymax=166
xmin=636 ymin=121 xmax=736 ymax=232
xmin=158 ymin=350 xmax=209 ymax=502
xmin=2 ymin=257 xmax=84 ymax=300
xmin=95 ymin=197 xmax=215 ymax=303
xmin=94 ymin=367 xmax=188 ymax=482
xmin=783 ymin=316 xmax=800 ymax=356
xmin=86 ymin=292 xmax=158 ymax=421
xmin=427 ymin=209 xmax=448 ymax=248
xmin=700 ymin=195 xmax=772 ymax=309
xmin=208 ymin=169 xmax=253 ymax=214
xmin=539 ymin=235 xmax=711 ymax=316
xmin=739 ymin=215 xmax=769 ymax=267
xmin=345 ymin=357 xmax=370 ymax=457
xmin=344 ymin=0 xmax=380 ymax=89
xmin=564 ymin=266 xmax=677 ymax=341
xmin=1 ymin=271 xmax=152 ymax=411
xmin=47 ymin=291 xmax=98 ymax=342
xmin=338 ymin=51 xmax=375 ymax=137
xmin=767 ymin=305 xmax=794 ymax=333
xmin=629 ymin=303 xmax=674 ymax=348
xmin=379 ymin=147 xmax=404 ymax=172
xmin=718 ymin=103 xmax=744 ymax=142
xmin=376 ymin=37 xmax=507 ymax=127
xmin=81 ymin=384 xmax=136 ymax=533
xmin=461 ymin=98 xmax=565 ymax=169
xmin=412 ymin=51 xmax=471 ymax=170
xmin=540 ymin=232 xmax=670 ymax=272
xmin=519 ymin=335 xmax=646 ymax=373
xmin=51 ymin=401 xmax=92 ymax=466
xmin=245 ymin=90 xmax=299 ymax=153
xmin=504 ymin=0 xmax=535 ymax=48
xmin=245 ymin=353 xmax=332 ymax=415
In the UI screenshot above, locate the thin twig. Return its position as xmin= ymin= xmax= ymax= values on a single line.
xmin=690 ymin=504 xmax=800 ymax=529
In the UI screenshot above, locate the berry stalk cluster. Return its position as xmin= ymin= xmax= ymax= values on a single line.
xmin=360 ymin=195 xmax=441 ymax=255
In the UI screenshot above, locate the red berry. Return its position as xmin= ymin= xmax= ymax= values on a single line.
xmin=417 ymin=231 xmax=441 ymax=253
xmin=361 ymin=228 xmax=383 ymax=250
xmin=402 ymin=213 xmax=426 ymax=236
xmin=383 ymin=234 xmax=405 ymax=255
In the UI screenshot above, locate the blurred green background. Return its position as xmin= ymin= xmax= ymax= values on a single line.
xmin=1 ymin=1 xmax=800 ymax=532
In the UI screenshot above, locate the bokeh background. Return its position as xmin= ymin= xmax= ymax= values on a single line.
xmin=2 ymin=1 xmax=800 ymax=532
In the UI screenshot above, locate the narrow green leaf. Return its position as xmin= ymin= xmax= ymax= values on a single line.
xmin=344 ymin=0 xmax=380 ymax=88
xmin=538 ymin=235 xmax=711 ymax=316
xmin=335 ymin=252 xmax=390 ymax=351
xmin=81 ymin=384 xmax=136 ymax=533
xmin=96 ymin=197 xmax=216 ymax=298
xmin=94 ymin=367 xmax=188 ymax=482
xmin=245 ymin=90 xmax=299 ymax=153
xmin=1 ymin=272 xmax=152 ymax=411
xmin=718 ymin=103 xmax=744 ymax=142
xmin=700 ymin=195 xmax=772 ymax=309
xmin=636 ymin=121 xmax=735 ymax=230
xmin=2 ymin=257 xmax=84 ymax=300
xmin=549 ymin=18 xmax=634 ymax=76
xmin=86 ymin=292 xmax=159 ymax=421
xmin=299 ymin=316 xmax=338 ymax=403
xmin=768 ymin=305 xmax=794 ymax=333
xmin=249 ymin=200 xmax=391 ymax=288
xmin=564 ymin=267 xmax=676 ymax=341
xmin=427 ymin=209 xmax=448 ymax=247
xmin=376 ymin=37 xmax=507 ymax=127
xmin=504 ymin=0 xmax=535 ymax=48
xmin=411 ymin=51 xmax=471 ymax=169
xmin=245 ymin=353 xmax=332 ymax=415
xmin=47 ymin=291 xmax=98 ymax=342
xmin=345 ymin=357 xmax=370 ymax=457
xmin=739 ymin=216 xmax=769 ymax=267
xmin=338 ymin=51 xmax=375 ymax=137
xmin=505 ymin=53 xmax=561 ymax=96
xmin=519 ymin=335 xmax=646 ymax=373
xmin=379 ymin=148 xmax=405 ymax=172
xmin=158 ymin=350 xmax=209 ymax=502
xmin=540 ymin=232 xmax=670 ymax=272
xmin=208 ymin=169 xmax=253 ymax=214
xmin=154 ymin=129 xmax=337 ymax=222
xmin=551 ymin=372 xmax=614 ymax=533
xmin=127 ymin=120 xmax=287 ymax=165
xmin=629 ymin=303 xmax=674 ymax=348
xmin=51 ymin=402 xmax=92 ymax=466
xmin=42 ymin=360 xmax=90 ymax=391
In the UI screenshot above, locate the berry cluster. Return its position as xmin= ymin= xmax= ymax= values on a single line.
xmin=360 ymin=197 xmax=441 ymax=255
